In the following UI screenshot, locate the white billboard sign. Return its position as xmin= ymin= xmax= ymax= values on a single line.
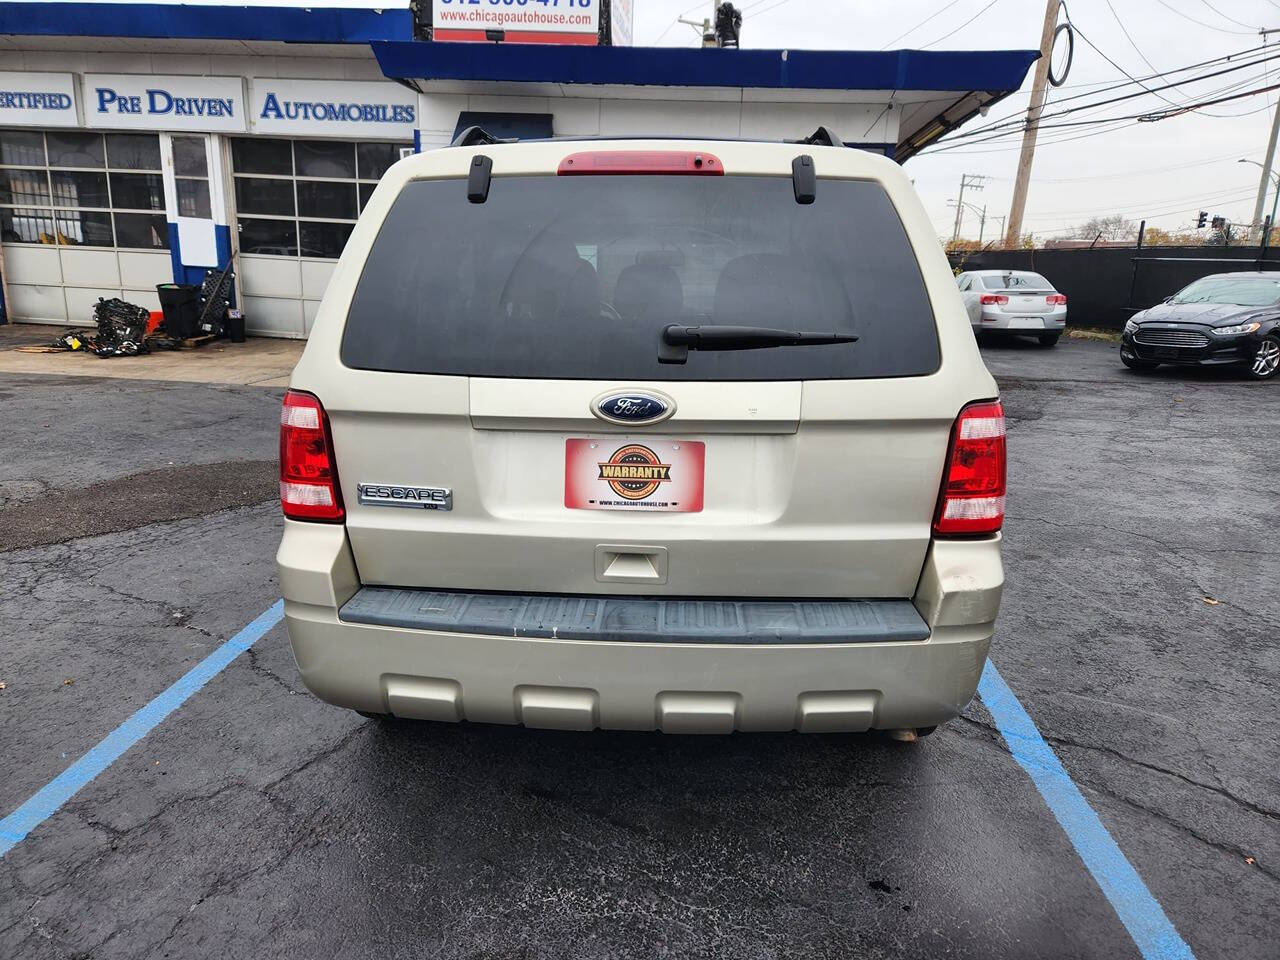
xmin=83 ymin=74 xmax=246 ymax=132
xmin=0 ymin=72 xmax=79 ymax=128
xmin=250 ymin=79 xmax=416 ymax=139
xmin=432 ymin=0 xmax=599 ymax=37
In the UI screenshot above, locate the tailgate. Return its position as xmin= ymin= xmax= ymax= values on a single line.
xmin=331 ymin=375 xmax=954 ymax=599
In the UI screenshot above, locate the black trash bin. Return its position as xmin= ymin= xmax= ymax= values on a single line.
xmin=156 ymin=283 xmax=201 ymax=339
xmin=226 ymin=309 xmax=246 ymax=343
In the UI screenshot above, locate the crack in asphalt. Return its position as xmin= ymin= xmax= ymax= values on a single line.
xmin=243 ymin=646 xmax=305 ymax=696
xmin=956 ymin=715 xmax=1280 ymax=883
xmin=1081 ymin=778 xmax=1280 ymax=886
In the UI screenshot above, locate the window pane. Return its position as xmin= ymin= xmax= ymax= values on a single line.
xmin=343 ymin=176 xmax=940 ymax=381
xmin=297 ymin=179 xmax=356 ymax=220
xmin=234 ymin=176 xmax=294 ymax=216
xmin=295 ymin=140 xmax=355 ymax=178
xmin=359 ymin=181 xmax=376 ymax=212
xmin=231 ymin=137 xmax=291 ymax=175
xmin=0 ymin=169 xmax=50 ymax=206
xmin=55 ymin=209 xmax=114 ymax=246
xmin=357 ymin=142 xmax=400 ymax=181
xmin=50 ymin=170 xmax=109 ymax=208
xmin=0 ymin=130 xmax=45 ymax=166
xmin=106 ymin=133 xmax=161 ymax=170
xmin=113 ymin=212 xmax=168 ymax=249
xmin=239 ymin=217 xmax=297 ymax=256
xmin=1 ymin=207 xmax=54 ymax=243
xmin=177 ymin=178 xmax=211 ymax=218
xmin=110 ymin=173 xmax=165 ymax=211
xmin=300 ymin=220 xmax=353 ymax=259
xmin=172 ymin=136 xmax=207 ymax=177
xmin=47 ymin=131 xmax=104 ymax=168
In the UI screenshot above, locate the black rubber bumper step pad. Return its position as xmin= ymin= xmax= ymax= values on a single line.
xmin=340 ymin=587 xmax=930 ymax=645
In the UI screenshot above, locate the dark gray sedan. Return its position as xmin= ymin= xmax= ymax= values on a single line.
xmin=1121 ymin=272 xmax=1280 ymax=380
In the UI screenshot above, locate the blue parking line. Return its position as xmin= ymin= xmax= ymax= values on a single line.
xmin=979 ymin=662 xmax=1196 ymax=960
xmin=0 ymin=600 xmax=284 ymax=858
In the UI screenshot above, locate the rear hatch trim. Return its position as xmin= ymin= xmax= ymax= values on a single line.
xmin=340 ymin=586 xmax=929 ymax=645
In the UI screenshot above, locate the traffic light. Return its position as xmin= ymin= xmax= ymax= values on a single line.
xmin=1211 ymin=215 xmax=1226 ymax=230
xmin=1196 ymin=210 xmax=1208 ymax=229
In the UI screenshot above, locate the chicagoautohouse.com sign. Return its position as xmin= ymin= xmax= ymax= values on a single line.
xmin=432 ymin=0 xmax=599 ymax=36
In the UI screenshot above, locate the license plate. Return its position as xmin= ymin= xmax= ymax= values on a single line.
xmin=565 ymin=438 xmax=705 ymax=512
xmin=1153 ymin=346 xmax=1178 ymax=359
xmin=1007 ymin=317 xmax=1045 ymax=330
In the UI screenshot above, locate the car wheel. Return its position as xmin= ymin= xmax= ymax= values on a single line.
xmin=1121 ymin=354 xmax=1159 ymax=371
xmin=1038 ymin=333 xmax=1060 ymax=347
xmin=1248 ymin=335 xmax=1280 ymax=379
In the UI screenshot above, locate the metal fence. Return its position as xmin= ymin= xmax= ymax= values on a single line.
xmin=946 ymin=245 xmax=1280 ymax=329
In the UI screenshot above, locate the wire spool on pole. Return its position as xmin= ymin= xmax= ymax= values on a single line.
xmin=1049 ymin=22 xmax=1074 ymax=87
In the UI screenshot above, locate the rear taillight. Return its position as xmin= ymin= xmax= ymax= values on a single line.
xmin=979 ymin=294 xmax=1009 ymax=305
xmin=280 ymin=389 xmax=344 ymax=522
xmin=1046 ymin=294 xmax=1067 ymax=305
xmin=934 ymin=400 xmax=1005 ymax=537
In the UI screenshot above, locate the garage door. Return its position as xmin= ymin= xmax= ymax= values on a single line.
xmin=0 ymin=129 xmax=172 ymax=324
xmin=230 ymin=137 xmax=408 ymax=338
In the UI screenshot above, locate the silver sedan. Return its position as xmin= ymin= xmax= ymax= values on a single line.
xmin=956 ymin=269 xmax=1068 ymax=347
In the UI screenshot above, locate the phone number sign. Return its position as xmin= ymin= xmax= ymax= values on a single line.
xmin=433 ymin=0 xmax=598 ymax=37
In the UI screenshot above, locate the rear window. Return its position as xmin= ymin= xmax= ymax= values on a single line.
xmin=342 ymin=174 xmax=940 ymax=381
xmin=981 ymin=273 xmax=1052 ymax=291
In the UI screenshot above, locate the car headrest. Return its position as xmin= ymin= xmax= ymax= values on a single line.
xmin=614 ymin=263 xmax=683 ymax=323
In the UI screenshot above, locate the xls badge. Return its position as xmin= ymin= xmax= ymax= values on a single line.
xmin=597 ymin=444 xmax=672 ymax=500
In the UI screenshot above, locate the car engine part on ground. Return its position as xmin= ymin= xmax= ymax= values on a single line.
xmin=48 ymin=297 xmax=151 ymax=358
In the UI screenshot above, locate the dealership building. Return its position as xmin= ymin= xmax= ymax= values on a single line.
xmin=0 ymin=0 xmax=1035 ymax=338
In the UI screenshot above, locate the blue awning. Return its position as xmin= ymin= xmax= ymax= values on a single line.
xmin=373 ymin=42 xmax=1038 ymax=94
xmin=0 ymin=2 xmax=413 ymax=43
xmin=374 ymin=42 xmax=1037 ymax=161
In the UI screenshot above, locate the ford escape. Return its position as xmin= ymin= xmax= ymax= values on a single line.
xmin=276 ymin=135 xmax=1005 ymax=737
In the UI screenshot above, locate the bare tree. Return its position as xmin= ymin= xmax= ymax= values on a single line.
xmin=1067 ymin=215 xmax=1137 ymax=242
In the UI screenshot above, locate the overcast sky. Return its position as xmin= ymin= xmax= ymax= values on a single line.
xmin=634 ymin=0 xmax=1280 ymax=242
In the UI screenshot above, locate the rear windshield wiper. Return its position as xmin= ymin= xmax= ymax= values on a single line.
xmin=659 ymin=324 xmax=858 ymax=364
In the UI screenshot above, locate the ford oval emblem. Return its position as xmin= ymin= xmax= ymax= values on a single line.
xmin=591 ymin=390 xmax=675 ymax=426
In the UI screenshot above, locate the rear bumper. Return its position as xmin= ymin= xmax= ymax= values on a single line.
xmin=976 ymin=309 xmax=1066 ymax=331
xmin=276 ymin=521 xmax=1003 ymax=733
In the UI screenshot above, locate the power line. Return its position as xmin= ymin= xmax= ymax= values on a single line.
xmin=654 ymin=0 xmax=711 ymax=44
xmin=920 ymin=0 xmax=1004 ymax=48
xmin=880 ymin=0 xmax=958 ymax=49
xmin=736 ymin=0 xmax=795 ymax=24
xmin=1196 ymin=0 xmax=1260 ymax=31
xmin=1153 ymin=0 xmax=1254 ymax=35
xmin=942 ymin=46 xmax=1280 ymax=142
xmin=962 ymin=80 xmax=1280 ymax=140
xmin=985 ymin=150 xmax=1252 ymax=183
xmin=943 ymin=41 xmax=1279 ymax=142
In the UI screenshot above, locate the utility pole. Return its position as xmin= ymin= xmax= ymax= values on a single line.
xmin=952 ymin=174 xmax=986 ymax=243
xmin=992 ymin=215 xmax=1007 ymax=243
xmin=1004 ymin=0 xmax=1061 ymax=248
xmin=1251 ymin=30 xmax=1280 ymax=240
xmin=977 ymin=204 xmax=988 ymax=245
xmin=679 ymin=1 xmax=718 ymax=46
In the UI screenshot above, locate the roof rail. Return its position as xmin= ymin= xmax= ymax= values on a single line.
xmin=451 ymin=125 xmax=517 ymax=147
xmin=793 ymin=126 xmax=845 ymax=147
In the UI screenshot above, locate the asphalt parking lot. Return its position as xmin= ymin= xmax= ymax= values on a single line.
xmin=0 ymin=335 xmax=1276 ymax=959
